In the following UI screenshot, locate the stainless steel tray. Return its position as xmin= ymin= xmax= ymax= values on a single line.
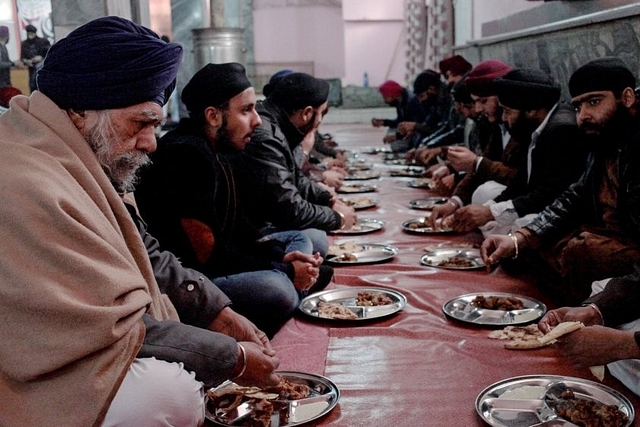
xmin=345 ymin=170 xmax=380 ymax=180
xmin=325 ymin=243 xmax=398 ymax=265
xmin=407 ymin=178 xmax=433 ymax=189
xmin=402 ymin=218 xmax=453 ymax=234
xmin=206 ymin=371 xmax=340 ymax=426
xmin=409 ymin=197 xmax=450 ymax=210
xmin=442 ymin=292 xmax=547 ymax=326
xmin=420 ymin=247 xmax=486 ymax=269
xmin=299 ymin=287 xmax=406 ymax=321
xmin=388 ymin=167 xmax=424 ymax=177
xmin=338 ymin=196 xmax=378 ymax=210
xmin=336 ymin=183 xmax=377 ymax=194
xmin=330 ymin=218 xmax=384 ymax=235
xmin=476 ymin=375 xmax=634 ymax=427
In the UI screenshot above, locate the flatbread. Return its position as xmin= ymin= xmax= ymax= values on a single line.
xmin=537 ymin=321 xmax=585 ymax=345
xmin=590 ymin=365 xmax=605 ymax=382
xmin=317 ymin=301 xmax=358 ymax=320
xmin=488 ymin=324 xmax=547 ymax=350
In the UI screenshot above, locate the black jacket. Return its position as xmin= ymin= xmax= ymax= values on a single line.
xmin=239 ymin=99 xmax=340 ymax=231
xmin=494 ymin=103 xmax=587 ymax=216
xmin=135 ymin=120 xmax=293 ymax=279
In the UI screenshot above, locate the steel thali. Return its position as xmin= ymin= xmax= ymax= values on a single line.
xmin=299 ymin=287 xmax=407 ymax=321
xmin=442 ymin=292 xmax=547 ymax=326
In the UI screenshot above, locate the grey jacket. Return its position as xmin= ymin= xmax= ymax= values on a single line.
xmin=127 ymin=203 xmax=238 ymax=387
xmin=239 ymin=99 xmax=340 ymax=231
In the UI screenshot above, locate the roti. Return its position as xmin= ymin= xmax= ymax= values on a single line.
xmin=537 ymin=321 xmax=584 ymax=345
xmin=317 ymin=301 xmax=358 ymax=320
xmin=488 ymin=324 xmax=547 ymax=350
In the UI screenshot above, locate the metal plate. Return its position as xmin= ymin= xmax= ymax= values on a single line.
xmin=325 ymin=243 xmax=398 ymax=265
xmin=336 ymin=183 xmax=377 ymax=194
xmin=205 ymin=371 xmax=340 ymax=426
xmin=330 ymin=218 xmax=384 ymax=235
xmin=389 ymin=167 xmax=424 ymax=177
xmin=360 ymin=147 xmax=392 ymax=154
xmin=299 ymin=287 xmax=407 ymax=321
xmin=421 ymin=248 xmax=487 ymax=269
xmin=409 ymin=197 xmax=450 ymax=210
xmin=402 ymin=218 xmax=453 ymax=234
xmin=338 ymin=196 xmax=378 ymax=210
xmin=345 ymin=170 xmax=381 ymax=180
xmin=442 ymin=292 xmax=547 ymax=326
xmin=407 ymin=178 xmax=433 ymax=188
xmin=476 ymin=375 xmax=634 ymax=427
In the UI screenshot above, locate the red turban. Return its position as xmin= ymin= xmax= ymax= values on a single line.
xmin=378 ymin=80 xmax=403 ymax=98
xmin=439 ymin=55 xmax=472 ymax=77
xmin=0 ymin=86 xmax=22 ymax=108
xmin=465 ymin=60 xmax=512 ymax=97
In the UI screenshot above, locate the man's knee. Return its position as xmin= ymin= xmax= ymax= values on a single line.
xmin=103 ymin=358 xmax=204 ymax=427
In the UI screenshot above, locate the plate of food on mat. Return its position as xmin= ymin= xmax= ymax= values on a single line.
xmin=338 ymin=196 xmax=378 ymax=210
xmin=360 ymin=146 xmax=392 ymax=155
xmin=205 ymin=371 xmax=340 ymax=427
xmin=420 ymin=247 xmax=493 ymax=269
xmin=299 ymin=287 xmax=407 ymax=321
xmin=336 ymin=183 xmax=377 ymax=194
xmin=388 ymin=166 xmax=425 ymax=177
xmin=407 ymin=177 xmax=434 ymax=189
xmin=476 ymin=375 xmax=633 ymax=427
xmin=408 ymin=197 xmax=450 ymax=210
xmin=402 ymin=217 xmax=454 ymax=234
xmin=344 ymin=170 xmax=380 ymax=180
xmin=330 ymin=218 xmax=384 ymax=235
xmin=326 ymin=240 xmax=398 ymax=265
xmin=442 ymin=292 xmax=547 ymax=326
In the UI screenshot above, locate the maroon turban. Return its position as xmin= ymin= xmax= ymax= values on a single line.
xmin=439 ymin=55 xmax=472 ymax=77
xmin=0 ymin=86 xmax=22 ymax=108
xmin=378 ymin=80 xmax=403 ymax=98
xmin=465 ymin=59 xmax=512 ymax=97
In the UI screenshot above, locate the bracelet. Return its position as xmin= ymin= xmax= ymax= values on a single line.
xmin=508 ymin=232 xmax=519 ymax=259
xmin=584 ymin=303 xmax=604 ymax=325
xmin=337 ymin=211 xmax=346 ymax=230
xmin=232 ymin=343 xmax=247 ymax=380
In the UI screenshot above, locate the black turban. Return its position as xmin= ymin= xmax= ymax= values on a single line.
xmin=269 ymin=73 xmax=329 ymax=112
xmin=37 ymin=16 xmax=183 ymax=110
xmin=451 ymin=76 xmax=473 ymax=104
xmin=494 ymin=68 xmax=560 ymax=111
xmin=413 ymin=70 xmax=441 ymax=95
xmin=569 ymin=57 xmax=636 ymax=98
xmin=262 ymin=69 xmax=294 ymax=97
xmin=182 ymin=62 xmax=252 ymax=114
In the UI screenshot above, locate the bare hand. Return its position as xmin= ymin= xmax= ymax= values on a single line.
xmin=208 ymin=307 xmax=274 ymax=353
xmin=452 ymin=205 xmax=493 ymax=232
xmin=430 ymin=201 xmax=457 ymax=229
xmin=480 ymin=234 xmax=515 ymax=265
xmin=322 ymin=169 xmax=344 ymax=188
xmin=371 ymin=118 xmax=385 ymax=127
xmin=538 ymin=306 xmax=601 ymax=334
xmin=556 ymin=327 xmax=639 ymax=368
xmin=397 ymin=121 xmax=416 ymax=136
xmin=291 ymin=260 xmax=319 ymax=292
xmin=446 ymin=146 xmax=477 ymax=173
xmin=234 ymin=341 xmax=280 ymax=388
xmin=333 ymin=201 xmax=357 ymax=229
xmin=433 ymin=173 xmax=455 ymax=195
xmin=382 ymin=134 xmax=397 ymax=144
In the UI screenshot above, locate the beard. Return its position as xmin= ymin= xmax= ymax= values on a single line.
xmin=583 ymin=103 xmax=634 ymax=154
xmin=298 ymin=111 xmax=318 ymax=136
xmin=505 ymin=114 xmax=538 ymax=146
xmin=84 ymin=111 xmax=151 ymax=194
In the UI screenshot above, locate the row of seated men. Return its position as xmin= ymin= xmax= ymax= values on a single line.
xmin=374 ymin=54 xmax=640 ymax=398
xmin=3 ymin=16 xmax=640 ymax=425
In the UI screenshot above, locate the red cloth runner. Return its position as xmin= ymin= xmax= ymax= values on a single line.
xmin=271 ymin=126 xmax=640 ymax=426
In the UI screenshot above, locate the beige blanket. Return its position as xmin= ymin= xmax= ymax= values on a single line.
xmin=0 ymin=93 xmax=178 ymax=426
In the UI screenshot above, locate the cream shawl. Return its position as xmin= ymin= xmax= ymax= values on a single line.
xmin=0 ymin=93 xmax=178 ymax=426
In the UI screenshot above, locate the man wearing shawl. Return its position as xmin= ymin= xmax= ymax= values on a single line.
xmin=0 ymin=17 xmax=278 ymax=427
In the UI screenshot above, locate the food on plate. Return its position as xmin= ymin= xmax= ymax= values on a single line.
xmin=328 ymin=241 xmax=364 ymax=257
xmin=317 ymin=301 xmax=358 ymax=320
xmin=488 ymin=324 xmax=547 ymax=350
xmin=338 ymin=184 xmax=373 ymax=193
xmin=406 ymin=221 xmax=430 ymax=230
xmin=207 ymin=375 xmax=312 ymax=427
xmin=471 ymin=295 xmax=524 ymax=311
xmin=356 ymin=291 xmax=393 ymax=306
xmin=547 ymin=388 xmax=628 ymax=427
xmin=339 ymin=196 xmax=375 ymax=208
xmin=389 ymin=167 xmax=423 ymax=177
xmin=538 ymin=321 xmax=585 ymax=345
xmin=437 ymin=256 xmax=474 ymax=268
xmin=422 ymin=242 xmax=474 ymax=252
xmin=336 ymin=252 xmax=358 ymax=262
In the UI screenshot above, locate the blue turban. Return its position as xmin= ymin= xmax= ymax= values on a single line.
xmin=37 ymin=16 xmax=183 ymax=110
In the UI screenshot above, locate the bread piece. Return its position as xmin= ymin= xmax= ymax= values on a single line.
xmin=538 ymin=321 xmax=584 ymax=345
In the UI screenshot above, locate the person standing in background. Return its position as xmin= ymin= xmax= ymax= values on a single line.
xmin=0 ymin=26 xmax=15 ymax=87
xmin=20 ymin=24 xmax=50 ymax=93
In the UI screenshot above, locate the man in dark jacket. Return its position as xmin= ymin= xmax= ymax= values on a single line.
xmin=136 ymin=63 xmax=329 ymax=338
xmin=482 ymin=57 xmax=640 ymax=304
xmin=239 ymin=72 xmax=357 ymax=254
xmin=452 ymin=68 xmax=586 ymax=236
xmin=20 ymin=24 xmax=50 ymax=93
